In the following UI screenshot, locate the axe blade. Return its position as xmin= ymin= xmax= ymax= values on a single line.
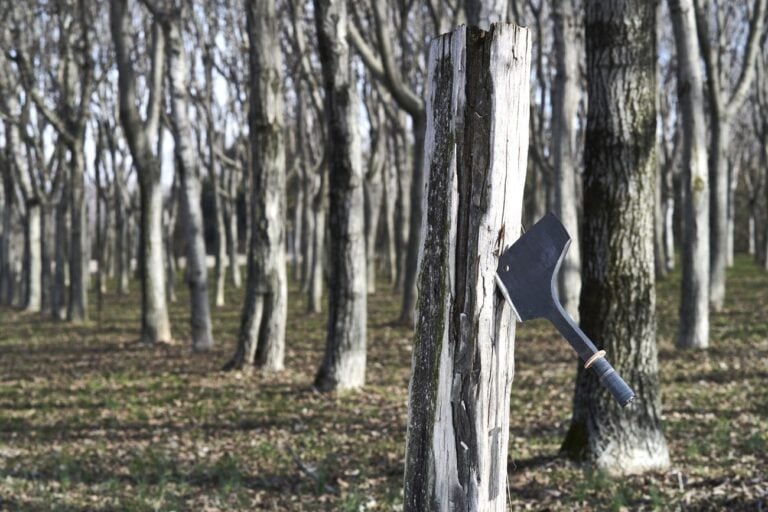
xmin=495 ymin=212 xmax=569 ymax=322
xmin=495 ymin=212 xmax=636 ymax=408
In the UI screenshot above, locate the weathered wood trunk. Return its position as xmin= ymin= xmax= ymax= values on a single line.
xmin=164 ymin=17 xmax=214 ymax=352
xmin=225 ymin=0 xmax=287 ymax=372
xmin=551 ymin=0 xmax=582 ymax=321
xmin=403 ymin=24 xmax=530 ymax=511
xmin=313 ymin=0 xmax=367 ymax=391
xmin=670 ymin=0 xmax=710 ymax=349
xmin=561 ymin=0 xmax=670 ymax=475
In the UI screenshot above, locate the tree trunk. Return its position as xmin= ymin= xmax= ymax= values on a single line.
xmin=398 ymin=114 xmax=425 ymax=323
xmin=308 ymin=180 xmax=325 ymax=314
xmin=403 ymin=24 xmax=530 ymax=511
xmin=313 ymin=0 xmax=367 ymax=391
xmin=225 ymin=0 xmax=287 ymax=372
xmin=726 ymin=159 xmax=739 ymax=267
xmin=552 ymin=0 xmax=582 ymax=320
xmin=364 ymin=103 xmax=386 ymax=294
xmin=24 ymin=202 xmax=42 ymax=313
xmin=111 ymin=2 xmax=172 ymax=344
xmin=225 ymin=169 xmax=241 ymax=289
xmin=670 ymin=0 xmax=710 ymax=349
xmin=67 ymin=145 xmax=88 ymax=322
xmin=52 ymin=185 xmax=69 ymax=319
xmin=561 ymin=0 xmax=670 ymax=475
xmin=383 ymin=132 xmax=398 ymax=284
xmin=664 ymin=171 xmax=676 ymax=271
xmin=164 ymin=17 xmax=214 ymax=352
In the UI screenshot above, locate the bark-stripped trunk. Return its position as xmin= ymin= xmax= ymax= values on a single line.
xmin=313 ymin=0 xmax=367 ymax=391
xmin=164 ymin=17 xmax=214 ymax=352
xmin=561 ymin=0 xmax=670 ymax=475
xmin=225 ymin=0 xmax=287 ymax=371
xmin=670 ymin=0 xmax=710 ymax=349
xmin=552 ymin=0 xmax=582 ymax=321
xmin=403 ymin=24 xmax=530 ymax=511
xmin=111 ymin=4 xmax=172 ymax=344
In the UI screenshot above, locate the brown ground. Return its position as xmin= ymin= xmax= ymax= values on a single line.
xmin=0 ymin=255 xmax=766 ymax=510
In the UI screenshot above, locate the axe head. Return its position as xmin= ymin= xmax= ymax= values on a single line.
xmin=495 ymin=212 xmax=570 ymax=322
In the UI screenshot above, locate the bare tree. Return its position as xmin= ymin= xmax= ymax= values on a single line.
xmin=156 ymin=3 xmax=215 ymax=351
xmin=225 ymin=0 xmax=287 ymax=372
xmin=313 ymin=0 xmax=367 ymax=391
xmin=111 ymin=0 xmax=173 ymax=344
xmin=561 ymin=0 xmax=670 ymax=475
xmin=551 ymin=0 xmax=582 ymax=321
xmin=694 ymin=0 xmax=767 ymax=310
xmin=9 ymin=1 xmax=95 ymax=322
xmin=670 ymin=0 xmax=711 ymax=349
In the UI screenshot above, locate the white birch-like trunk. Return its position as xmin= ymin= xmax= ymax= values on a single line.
xmin=670 ymin=0 xmax=710 ymax=349
xmin=403 ymin=24 xmax=530 ymax=511
xmin=313 ymin=0 xmax=367 ymax=390
xmin=25 ymin=203 xmax=42 ymax=313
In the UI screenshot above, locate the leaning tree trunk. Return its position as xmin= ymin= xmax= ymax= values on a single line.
xmin=313 ymin=0 xmax=367 ymax=391
xmin=403 ymin=24 xmax=530 ymax=511
xmin=225 ymin=0 xmax=287 ymax=372
xmin=670 ymin=0 xmax=710 ymax=350
xmin=164 ymin=17 xmax=214 ymax=352
xmin=552 ymin=0 xmax=582 ymax=321
xmin=561 ymin=0 xmax=670 ymax=475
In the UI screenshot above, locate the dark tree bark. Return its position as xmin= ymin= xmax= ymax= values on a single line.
xmin=561 ymin=0 xmax=670 ymax=475
xmin=313 ymin=0 xmax=368 ymax=391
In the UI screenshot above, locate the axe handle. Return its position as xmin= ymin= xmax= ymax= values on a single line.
xmin=546 ymin=308 xmax=636 ymax=408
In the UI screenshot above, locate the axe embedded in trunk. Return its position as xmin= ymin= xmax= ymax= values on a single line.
xmin=495 ymin=212 xmax=635 ymax=407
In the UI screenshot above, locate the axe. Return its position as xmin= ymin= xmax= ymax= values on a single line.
xmin=495 ymin=212 xmax=635 ymax=407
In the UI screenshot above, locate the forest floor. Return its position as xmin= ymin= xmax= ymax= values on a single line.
xmin=0 ymin=255 xmax=766 ymax=511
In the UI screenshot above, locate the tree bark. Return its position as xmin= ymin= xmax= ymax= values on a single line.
xmin=313 ymin=0 xmax=367 ymax=391
xmin=364 ymin=100 xmax=386 ymax=294
xmin=225 ymin=0 xmax=287 ymax=372
xmin=111 ymin=3 xmax=172 ymax=344
xmin=561 ymin=0 xmax=670 ymax=475
xmin=551 ymin=0 xmax=582 ymax=321
xmin=163 ymin=15 xmax=215 ymax=352
xmin=670 ymin=0 xmax=710 ymax=350
xmin=403 ymin=24 xmax=530 ymax=511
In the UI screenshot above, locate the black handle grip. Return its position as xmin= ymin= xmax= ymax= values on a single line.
xmin=590 ymin=357 xmax=635 ymax=407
